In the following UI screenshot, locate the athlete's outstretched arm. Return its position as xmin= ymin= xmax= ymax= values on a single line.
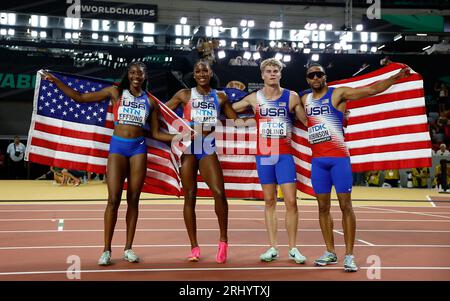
xmin=150 ymin=100 xmax=177 ymax=142
xmin=338 ymin=67 xmax=411 ymax=101
xmin=41 ymin=71 xmax=116 ymax=103
xmin=291 ymin=92 xmax=307 ymax=127
xmin=218 ymin=92 xmax=238 ymax=120
xmin=231 ymin=94 xmax=252 ymax=113
xmin=165 ymin=89 xmax=189 ymax=110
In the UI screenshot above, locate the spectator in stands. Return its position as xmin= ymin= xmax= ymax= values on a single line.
xmin=6 ymin=136 xmax=26 ymax=179
xmin=380 ymin=56 xmax=392 ymax=66
xmin=383 ymin=169 xmax=400 ymax=187
xmin=433 ymin=143 xmax=450 ymax=156
xmin=435 ymin=82 xmax=448 ymax=113
xmin=229 ymin=56 xmax=243 ymax=66
xmin=411 ymin=167 xmax=430 ymax=188
xmin=433 ymin=159 xmax=450 ymax=192
xmin=256 ymin=42 xmax=267 ymax=52
xmin=366 ymin=171 xmax=382 ymax=187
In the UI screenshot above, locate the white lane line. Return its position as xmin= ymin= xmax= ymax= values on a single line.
xmin=334 ymin=230 xmax=376 ymax=246
xmin=357 ymin=239 xmax=375 ymax=246
xmin=1 ymin=217 xmax=450 ymax=222
xmin=1 ymin=244 xmax=449 ymax=250
xmin=426 ymin=196 xmax=437 ymax=207
xmin=358 ymin=206 xmax=450 ymax=219
xmin=0 ymin=228 xmax=449 ymax=234
xmin=57 ymin=219 xmax=64 ymax=231
xmin=0 ymin=266 xmax=450 ymax=276
xmin=4 ymin=209 xmax=449 ymax=214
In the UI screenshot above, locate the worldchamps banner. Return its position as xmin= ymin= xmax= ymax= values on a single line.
xmin=3 ymin=1 xmax=157 ymax=22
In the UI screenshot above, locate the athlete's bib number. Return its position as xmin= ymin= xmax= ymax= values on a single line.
xmin=192 ymin=109 xmax=217 ymax=125
xmin=308 ymin=123 xmax=331 ymax=144
xmin=117 ymin=106 xmax=146 ymax=126
xmin=259 ymin=120 xmax=287 ymax=138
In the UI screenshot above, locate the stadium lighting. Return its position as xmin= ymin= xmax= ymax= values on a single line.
xmin=356 ymin=24 xmax=363 ymax=31
xmin=283 ymin=55 xmax=291 ymax=62
xmin=40 ymin=16 xmax=48 ymax=28
xmin=72 ymin=32 xmax=79 ymax=39
xmin=102 ymin=35 xmax=109 ymax=42
xmin=269 ymin=41 xmax=276 ymax=48
xmin=219 ymin=39 xmax=226 ymax=47
xmin=243 ymin=51 xmax=251 ymax=60
xmin=183 ymin=38 xmax=190 ymax=46
xmin=240 ymin=20 xmax=247 ymax=27
xmin=65 ymin=32 xmax=71 ymax=39
xmin=360 ymin=32 xmax=368 ymax=42
xmin=118 ymin=21 xmax=126 ymax=32
xmin=319 ymin=23 xmax=326 ymax=30
xmin=312 ymin=42 xmax=318 ymax=49
xmin=127 ymin=22 xmax=134 ymax=33
xmin=310 ymin=23 xmax=317 ymax=30
xmin=370 ymin=46 xmax=377 ymax=53
xmin=242 ymin=28 xmax=250 ymax=39
xmin=180 ymin=17 xmax=187 ymax=25
xmin=175 ymin=38 xmax=182 ymax=45
xmin=231 ymin=41 xmax=237 ymax=48
xmin=143 ymin=23 xmax=155 ymax=34
xmin=319 ymin=43 xmax=325 ymax=49
xmin=311 ymin=54 xmax=319 ymax=61
xmin=394 ymin=34 xmax=402 ymax=41
xmin=183 ymin=25 xmax=190 ymax=36
xmin=7 ymin=13 xmax=16 ymax=26
xmin=370 ymin=32 xmax=378 ymax=42
xmin=100 ymin=20 xmax=109 ymax=31
xmin=248 ymin=20 xmax=255 ymax=27
xmin=243 ymin=41 xmax=249 ymax=48
xmin=143 ymin=36 xmax=154 ymax=43
xmin=127 ymin=35 xmax=134 ymax=43
xmin=253 ymin=52 xmax=261 ymax=60
xmin=92 ymin=33 xmax=99 ymax=39
xmin=39 ymin=31 xmax=47 ymax=38
xmin=269 ymin=21 xmax=277 ymax=28
xmin=302 ymin=37 xmax=310 ymax=44
xmin=217 ymin=50 xmax=226 ymax=59
xmin=360 ymin=44 xmax=368 ymax=52
xmin=175 ymin=25 xmax=182 ymax=36
xmin=31 ymin=30 xmax=38 ymax=38
xmin=64 ymin=17 xmax=72 ymax=29
xmin=118 ymin=35 xmax=125 ymax=42
xmin=91 ymin=19 xmax=99 ymax=31
xmin=231 ymin=27 xmax=238 ymax=38
xmin=334 ymin=43 xmax=341 ymax=50
xmin=274 ymin=53 xmax=283 ymax=60
xmin=30 ymin=15 xmax=39 ymax=27
xmin=303 ymin=48 xmax=311 ymax=54
xmin=326 ymin=24 xmax=333 ymax=31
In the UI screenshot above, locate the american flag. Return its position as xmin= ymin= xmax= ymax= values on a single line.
xmin=26 ymin=71 xmax=113 ymax=173
xmin=27 ymin=63 xmax=432 ymax=199
xmin=193 ymin=62 xmax=432 ymax=198
xmin=26 ymin=71 xmax=189 ymax=196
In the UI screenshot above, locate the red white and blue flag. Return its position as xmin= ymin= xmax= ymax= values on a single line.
xmin=26 ymin=63 xmax=431 ymax=198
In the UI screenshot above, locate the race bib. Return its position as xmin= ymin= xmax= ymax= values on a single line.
xmin=117 ymin=106 xmax=146 ymax=126
xmin=308 ymin=123 xmax=331 ymax=144
xmin=259 ymin=119 xmax=287 ymax=138
xmin=191 ymin=109 xmax=217 ymax=125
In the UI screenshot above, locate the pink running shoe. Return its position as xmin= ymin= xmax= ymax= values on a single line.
xmin=216 ymin=241 xmax=228 ymax=264
xmin=188 ymin=247 xmax=200 ymax=262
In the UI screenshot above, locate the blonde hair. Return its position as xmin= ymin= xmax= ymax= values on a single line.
xmin=260 ymin=58 xmax=283 ymax=73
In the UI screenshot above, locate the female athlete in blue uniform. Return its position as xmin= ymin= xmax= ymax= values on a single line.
xmin=42 ymin=62 xmax=175 ymax=266
xmin=165 ymin=60 xmax=238 ymax=263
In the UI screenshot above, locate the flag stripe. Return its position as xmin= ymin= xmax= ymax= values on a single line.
xmin=352 ymin=158 xmax=431 ymax=173
xmin=348 ymin=103 xmax=425 ymax=125
xmin=30 ymin=137 xmax=110 ymax=158
xmin=28 ymin=153 xmax=106 ymax=173
xmin=347 ymin=89 xmax=424 ymax=110
xmin=349 ymin=141 xmax=432 ymax=156
xmin=345 ymin=123 xmax=429 ymax=141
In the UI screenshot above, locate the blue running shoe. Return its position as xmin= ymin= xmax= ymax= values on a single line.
xmin=98 ymin=251 xmax=112 ymax=266
xmin=344 ymin=255 xmax=358 ymax=272
xmin=314 ymin=251 xmax=338 ymax=266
